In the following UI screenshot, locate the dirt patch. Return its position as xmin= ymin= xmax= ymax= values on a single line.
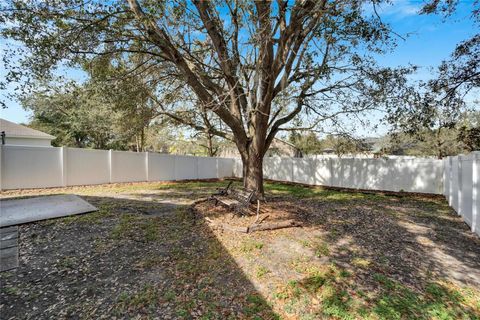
xmin=193 ymin=192 xmax=480 ymax=318
xmin=0 ymin=193 xmax=277 ymax=320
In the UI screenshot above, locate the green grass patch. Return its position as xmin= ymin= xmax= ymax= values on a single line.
xmin=313 ymin=241 xmax=330 ymax=258
xmin=271 ymin=266 xmax=480 ymax=320
xmin=111 ymin=214 xmax=160 ymax=243
xmin=351 ymin=257 xmax=372 ymax=269
xmin=264 ymin=181 xmax=389 ymax=202
xmin=59 ymin=203 xmax=115 ymax=225
xmin=243 ymin=294 xmax=279 ymax=319
xmin=239 ymin=239 xmax=264 ymax=253
xmin=256 ymin=266 xmax=271 ymax=278
xmin=371 ymin=275 xmax=480 ymax=320
xmin=115 ymin=285 xmax=159 ymax=315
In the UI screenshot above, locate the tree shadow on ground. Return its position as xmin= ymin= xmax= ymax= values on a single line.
xmin=193 ymin=181 xmax=480 ymax=319
xmin=0 ymin=195 xmax=279 ymax=319
xmin=2 ymin=180 xmax=479 ymax=319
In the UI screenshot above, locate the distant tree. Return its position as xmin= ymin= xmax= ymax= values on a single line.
xmin=321 ymin=134 xmax=366 ymax=157
xmin=457 ymin=111 xmax=480 ymax=152
xmin=23 ymin=81 xmax=123 ymax=149
xmin=458 ymin=126 xmax=480 ymax=152
xmin=388 ymin=84 xmax=466 ymax=159
xmin=288 ymin=130 xmax=323 ymax=155
xmin=22 ymin=77 xmax=157 ymax=150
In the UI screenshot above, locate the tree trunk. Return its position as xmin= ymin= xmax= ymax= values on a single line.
xmin=242 ymin=146 xmax=265 ymax=197
xmin=206 ymin=133 xmax=215 ymax=157
xmin=140 ymin=128 xmax=145 ymax=152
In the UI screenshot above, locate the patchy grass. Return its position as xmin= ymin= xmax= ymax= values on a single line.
xmin=351 ymin=257 xmax=372 ymax=269
xmin=59 ymin=203 xmax=115 ymax=225
xmin=313 ymin=241 xmax=330 ymax=258
xmin=1 ymin=180 xmax=479 ymax=319
xmin=239 ymin=239 xmax=265 ymax=253
xmin=256 ymin=266 xmax=271 ymax=278
xmin=273 ymin=265 xmax=480 ymax=320
xmin=111 ymin=214 xmax=160 ymax=243
xmin=371 ymin=274 xmax=480 ymax=320
xmin=115 ymin=285 xmax=159 ymax=315
xmin=264 ymin=181 xmax=388 ymax=202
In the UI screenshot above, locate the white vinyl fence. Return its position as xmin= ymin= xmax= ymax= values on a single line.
xmin=234 ymin=157 xmax=444 ymax=194
xmin=444 ymin=152 xmax=480 ymax=236
xmin=233 ymin=153 xmax=480 ymax=236
xmin=1 ymin=145 xmax=478 ymax=236
xmin=0 ymin=145 xmax=234 ymax=190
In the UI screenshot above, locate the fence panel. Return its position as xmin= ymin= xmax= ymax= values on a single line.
xmin=1 ymin=146 xmax=62 ymax=189
xmin=473 ymin=153 xmax=479 ymax=235
xmin=174 ymin=156 xmax=198 ymax=180
xmin=235 ymin=156 xmax=445 ymax=194
xmin=148 ymin=153 xmax=175 ymax=181
xmin=197 ymin=157 xmax=217 ymax=179
xmin=66 ymin=148 xmax=110 ymax=186
xmin=459 ymin=155 xmax=473 ymax=225
xmin=0 ymin=147 xmax=236 ymax=190
xmin=218 ymin=158 xmax=234 ymax=178
xmin=264 ymin=157 xmax=293 ymax=182
xmin=292 ymin=158 xmax=315 ymax=185
xmin=314 ymin=158 xmax=332 ymax=186
xmin=443 ymin=158 xmax=450 ymax=197
xmin=111 ymin=151 xmax=147 ymax=183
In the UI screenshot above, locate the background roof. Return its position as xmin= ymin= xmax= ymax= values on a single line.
xmin=0 ymin=118 xmax=55 ymax=139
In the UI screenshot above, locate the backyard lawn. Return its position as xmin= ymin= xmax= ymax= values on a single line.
xmin=1 ymin=180 xmax=479 ymax=319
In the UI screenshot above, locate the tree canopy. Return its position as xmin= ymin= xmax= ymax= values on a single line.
xmin=1 ymin=0 xmax=420 ymax=194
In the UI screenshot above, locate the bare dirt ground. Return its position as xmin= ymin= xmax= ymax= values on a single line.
xmin=1 ymin=180 xmax=479 ymax=319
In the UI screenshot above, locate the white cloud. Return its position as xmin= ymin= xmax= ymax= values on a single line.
xmin=364 ymin=0 xmax=421 ymax=19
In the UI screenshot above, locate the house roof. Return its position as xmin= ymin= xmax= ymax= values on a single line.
xmin=0 ymin=118 xmax=55 ymax=139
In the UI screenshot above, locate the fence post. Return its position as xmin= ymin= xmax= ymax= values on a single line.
xmin=443 ymin=157 xmax=448 ymax=197
xmin=458 ymin=155 xmax=464 ymax=216
xmin=61 ymin=146 xmax=68 ymax=187
xmin=448 ymin=157 xmax=454 ymax=206
xmin=472 ymin=152 xmax=480 ymax=235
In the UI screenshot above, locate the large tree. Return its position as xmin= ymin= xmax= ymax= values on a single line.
xmin=1 ymin=0 xmax=405 ymax=195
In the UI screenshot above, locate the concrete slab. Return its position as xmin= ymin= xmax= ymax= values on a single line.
xmin=0 ymin=195 xmax=97 ymax=227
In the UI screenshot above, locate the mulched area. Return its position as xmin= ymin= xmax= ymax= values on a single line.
xmin=1 ymin=181 xmax=479 ymax=319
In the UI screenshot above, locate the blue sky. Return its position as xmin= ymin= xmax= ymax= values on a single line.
xmin=0 ymin=0 xmax=478 ymax=133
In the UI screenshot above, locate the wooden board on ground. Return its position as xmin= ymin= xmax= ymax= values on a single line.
xmin=0 ymin=226 xmax=19 ymax=272
xmin=0 ymin=194 xmax=97 ymax=227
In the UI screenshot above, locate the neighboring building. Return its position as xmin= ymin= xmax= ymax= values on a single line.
xmin=219 ymin=138 xmax=302 ymax=158
xmin=0 ymin=118 xmax=55 ymax=147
